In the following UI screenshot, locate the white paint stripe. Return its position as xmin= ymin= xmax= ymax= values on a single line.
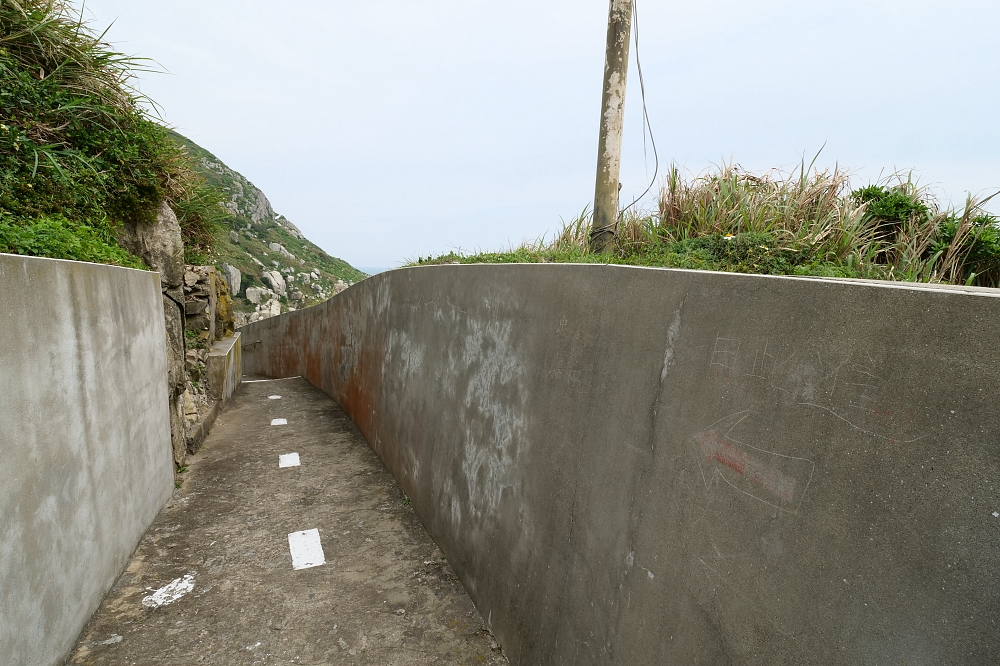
xmin=288 ymin=529 xmax=325 ymax=570
xmin=141 ymin=573 xmax=196 ymax=608
xmin=268 ymin=395 xmax=282 ymax=400
xmin=279 ymin=452 xmax=300 ymax=468
xmin=271 ymin=418 xmax=287 ymax=426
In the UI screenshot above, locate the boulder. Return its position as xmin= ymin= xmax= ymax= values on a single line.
xmin=119 ymin=201 xmax=185 ymax=290
xmin=229 ymin=230 xmax=240 ymax=243
xmin=221 ymin=263 xmax=241 ymax=296
xmin=245 ymin=286 xmax=266 ymax=304
xmin=262 ymin=270 xmax=286 ymax=297
xmin=268 ymin=242 xmax=295 ymax=260
xmin=259 ymin=298 xmax=282 ymax=319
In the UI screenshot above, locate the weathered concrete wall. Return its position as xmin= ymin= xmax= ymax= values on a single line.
xmin=0 ymin=254 xmax=174 ymax=666
xmin=241 ymin=265 xmax=1000 ymax=665
xmin=206 ymin=332 xmax=242 ymax=403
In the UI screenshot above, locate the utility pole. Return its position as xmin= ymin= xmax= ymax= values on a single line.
xmin=590 ymin=0 xmax=633 ymax=254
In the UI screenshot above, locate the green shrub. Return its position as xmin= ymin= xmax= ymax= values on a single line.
xmin=852 ymin=185 xmax=929 ymax=224
xmin=0 ymin=215 xmax=144 ymax=267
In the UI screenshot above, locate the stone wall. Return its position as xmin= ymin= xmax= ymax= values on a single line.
xmin=240 ymin=264 xmax=1000 ymax=665
xmin=118 ymin=199 xmax=240 ymax=465
xmin=0 ymin=253 xmax=174 ymax=666
xmin=181 ymin=264 xmax=237 ymax=454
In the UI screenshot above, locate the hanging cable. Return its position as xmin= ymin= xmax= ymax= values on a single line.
xmin=619 ymin=0 xmax=659 ymax=218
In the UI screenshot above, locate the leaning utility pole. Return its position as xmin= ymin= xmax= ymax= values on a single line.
xmin=590 ymin=0 xmax=633 ymax=254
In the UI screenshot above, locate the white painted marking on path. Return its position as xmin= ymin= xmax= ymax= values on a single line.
xmin=279 ymin=452 xmax=300 ymax=468
xmin=141 ymin=573 xmax=196 ymax=608
xmin=268 ymin=395 xmax=282 ymax=400
xmin=92 ymin=634 xmax=123 ymax=646
xmin=271 ymin=418 xmax=287 ymax=426
xmin=288 ymin=529 xmax=326 ymax=570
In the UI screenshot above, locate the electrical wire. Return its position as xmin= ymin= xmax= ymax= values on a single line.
xmin=619 ymin=0 xmax=659 ymax=219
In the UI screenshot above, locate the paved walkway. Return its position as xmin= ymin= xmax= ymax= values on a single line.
xmin=70 ymin=378 xmax=507 ymax=665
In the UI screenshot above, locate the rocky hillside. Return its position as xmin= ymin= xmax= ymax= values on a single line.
xmin=170 ymin=131 xmax=365 ymax=325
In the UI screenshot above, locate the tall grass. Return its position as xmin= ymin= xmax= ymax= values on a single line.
xmin=421 ymin=158 xmax=1000 ymax=288
xmin=0 ymin=0 xmax=148 ymax=114
xmin=1 ymin=0 xmax=224 ymax=266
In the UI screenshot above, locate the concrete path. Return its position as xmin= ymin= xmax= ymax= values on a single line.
xmin=70 ymin=378 xmax=507 ymax=665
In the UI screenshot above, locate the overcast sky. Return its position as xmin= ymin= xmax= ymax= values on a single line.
xmin=85 ymin=0 xmax=1000 ymax=270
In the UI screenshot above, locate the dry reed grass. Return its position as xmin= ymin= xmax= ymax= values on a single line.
xmin=544 ymin=158 xmax=999 ymax=287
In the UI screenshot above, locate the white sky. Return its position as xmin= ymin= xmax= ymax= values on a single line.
xmin=84 ymin=0 xmax=1000 ymax=269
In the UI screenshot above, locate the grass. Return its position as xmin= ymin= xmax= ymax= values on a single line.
xmin=415 ymin=157 xmax=1000 ymax=288
xmin=185 ymin=328 xmax=206 ymax=349
xmin=0 ymin=0 xmax=221 ymax=266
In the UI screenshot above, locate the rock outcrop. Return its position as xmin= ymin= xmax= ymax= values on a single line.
xmin=118 ymin=201 xmax=188 ymax=466
xmin=221 ymin=263 xmax=241 ymax=297
xmin=168 ymin=131 xmax=366 ymax=322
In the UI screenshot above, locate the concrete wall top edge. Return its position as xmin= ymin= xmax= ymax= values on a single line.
xmin=395 ymin=262 xmax=1000 ymax=297
xmin=0 ymin=251 xmax=158 ymax=277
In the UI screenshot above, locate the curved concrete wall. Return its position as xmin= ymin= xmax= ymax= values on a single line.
xmin=241 ymin=264 xmax=1000 ymax=665
xmin=0 ymin=254 xmax=174 ymax=666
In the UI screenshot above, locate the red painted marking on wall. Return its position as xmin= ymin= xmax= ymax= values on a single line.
xmin=694 ymin=429 xmax=797 ymax=503
xmin=696 ymin=431 xmax=749 ymax=474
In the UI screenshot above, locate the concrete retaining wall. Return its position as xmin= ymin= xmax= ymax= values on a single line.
xmin=0 ymin=254 xmax=175 ymax=666
xmin=206 ymin=332 xmax=242 ymax=403
xmin=241 ymin=264 xmax=1000 ymax=665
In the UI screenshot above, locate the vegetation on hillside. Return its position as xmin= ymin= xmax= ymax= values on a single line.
xmin=0 ymin=0 xmax=363 ymax=311
xmin=416 ymin=159 xmax=1000 ymax=288
xmin=169 ymin=131 xmax=366 ymax=312
xmin=0 ymin=0 xmax=223 ymax=267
